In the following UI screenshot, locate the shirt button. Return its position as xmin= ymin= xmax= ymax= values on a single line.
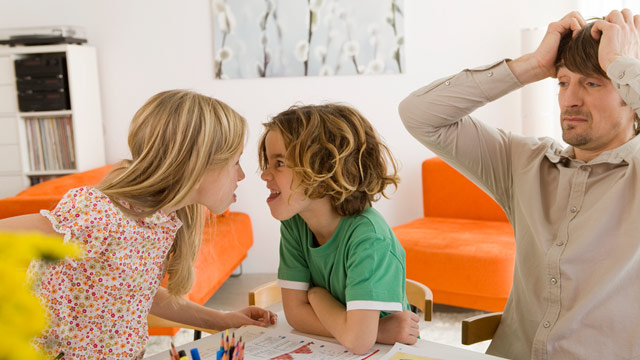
xmin=445 ymin=80 xmax=450 ymax=86
xmin=487 ymin=71 xmax=494 ymax=77
xmin=570 ymin=207 xmax=577 ymax=213
xmin=557 ymin=241 xmax=564 ymax=246
xmin=550 ymin=277 xmax=558 ymax=285
xmin=580 ymin=165 xmax=589 ymax=171
xmin=543 ymin=321 xmax=551 ymax=328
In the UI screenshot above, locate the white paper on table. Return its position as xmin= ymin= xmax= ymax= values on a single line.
xmin=199 ymin=326 xmax=382 ymax=360
xmin=378 ymin=343 xmax=442 ymax=360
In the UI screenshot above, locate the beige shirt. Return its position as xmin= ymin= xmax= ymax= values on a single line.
xmin=399 ymin=57 xmax=640 ymax=360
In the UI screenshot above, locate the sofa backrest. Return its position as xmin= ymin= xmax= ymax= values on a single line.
xmin=422 ymin=157 xmax=507 ymax=222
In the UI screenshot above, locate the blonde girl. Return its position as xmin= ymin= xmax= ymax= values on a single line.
xmin=1 ymin=90 xmax=276 ymax=359
xmin=258 ymin=104 xmax=418 ymax=355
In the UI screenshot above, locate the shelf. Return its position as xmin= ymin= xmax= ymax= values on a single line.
xmin=19 ymin=110 xmax=73 ymax=118
xmin=26 ymin=169 xmax=75 ymax=176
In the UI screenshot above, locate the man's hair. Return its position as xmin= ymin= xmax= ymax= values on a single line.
xmin=555 ymin=21 xmax=640 ymax=134
xmin=98 ymin=90 xmax=247 ymax=296
xmin=258 ymin=103 xmax=399 ymax=217
xmin=555 ymin=22 xmax=606 ymax=78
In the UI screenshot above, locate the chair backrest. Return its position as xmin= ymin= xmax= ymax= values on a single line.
xmin=422 ymin=157 xmax=507 ymax=222
xmin=248 ymin=279 xmax=433 ymax=321
xmin=461 ymin=312 xmax=503 ymax=345
xmin=405 ymin=279 xmax=433 ymax=321
xmin=248 ymin=280 xmax=281 ymax=308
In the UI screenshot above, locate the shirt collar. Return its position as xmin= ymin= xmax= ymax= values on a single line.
xmin=545 ymin=135 xmax=640 ymax=166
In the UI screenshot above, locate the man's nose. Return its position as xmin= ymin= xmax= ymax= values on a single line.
xmin=559 ymin=84 xmax=583 ymax=108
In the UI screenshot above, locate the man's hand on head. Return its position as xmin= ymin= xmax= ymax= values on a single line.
xmin=509 ymin=11 xmax=586 ymax=84
xmin=591 ymin=9 xmax=640 ymax=72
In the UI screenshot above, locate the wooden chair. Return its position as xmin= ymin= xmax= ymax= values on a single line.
xmin=461 ymin=312 xmax=503 ymax=345
xmin=248 ymin=278 xmax=433 ymax=321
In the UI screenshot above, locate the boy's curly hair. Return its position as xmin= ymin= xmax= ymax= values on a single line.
xmin=258 ymin=103 xmax=400 ymax=217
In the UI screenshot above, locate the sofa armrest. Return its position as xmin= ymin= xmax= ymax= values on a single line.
xmin=0 ymin=197 xmax=61 ymax=219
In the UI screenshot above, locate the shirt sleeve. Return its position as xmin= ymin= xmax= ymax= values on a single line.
xmin=344 ymin=234 xmax=405 ymax=312
xmin=277 ymin=218 xmax=311 ymax=291
xmin=607 ymin=56 xmax=640 ymax=118
xmin=40 ymin=187 xmax=112 ymax=259
xmin=398 ymin=60 xmax=523 ymax=216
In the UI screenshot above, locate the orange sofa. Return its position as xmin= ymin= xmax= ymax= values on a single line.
xmin=392 ymin=157 xmax=515 ymax=312
xmin=0 ymin=165 xmax=253 ymax=336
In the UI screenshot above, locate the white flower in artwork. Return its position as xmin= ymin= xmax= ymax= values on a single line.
xmin=365 ymin=59 xmax=385 ymax=74
xmin=218 ymin=8 xmax=236 ymax=33
xmin=343 ymin=41 xmax=360 ymax=57
xmin=213 ymin=0 xmax=227 ymax=14
xmin=217 ymin=46 xmax=233 ymax=61
xmin=309 ymin=0 xmax=324 ymax=12
xmin=295 ymin=41 xmax=310 ymax=62
xmin=319 ymin=65 xmax=334 ymax=76
xmin=260 ymin=31 xmax=268 ymax=46
xmin=314 ymin=45 xmax=327 ymax=62
xmin=385 ymin=12 xmax=394 ymax=25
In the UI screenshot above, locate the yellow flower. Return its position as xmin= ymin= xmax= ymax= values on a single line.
xmin=0 ymin=231 xmax=82 ymax=360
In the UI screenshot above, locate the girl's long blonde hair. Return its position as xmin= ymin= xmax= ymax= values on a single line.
xmin=97 ymin=90 xmax=246 ymax=295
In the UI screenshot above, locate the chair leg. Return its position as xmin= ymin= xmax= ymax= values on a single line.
xmin=194 ymin=330 xmax=202 ymax=340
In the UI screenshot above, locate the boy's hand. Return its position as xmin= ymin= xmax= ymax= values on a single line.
xmin=376 ymin=310 xmax=419 ymax=345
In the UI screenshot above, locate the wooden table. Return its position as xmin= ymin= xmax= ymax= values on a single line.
xmin=145 ymin=311 xmax=504 ymax=360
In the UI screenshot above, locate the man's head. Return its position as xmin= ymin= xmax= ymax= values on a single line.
xmin=553 ymin=21 xmax=638 ymax=160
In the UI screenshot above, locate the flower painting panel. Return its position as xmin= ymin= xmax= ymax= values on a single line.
xmin=212 ymin=0 xmax=405 ymax=79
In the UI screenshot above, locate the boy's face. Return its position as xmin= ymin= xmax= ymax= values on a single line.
xmin=557 ymin=66 xmax=635 ymax=158
xmin=260 ymin=130 xmax=313 ymax=221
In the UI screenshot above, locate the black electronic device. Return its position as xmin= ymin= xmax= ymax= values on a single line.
xmin=14 ymin=52 xmax=71 ymax=112
xmin=0 ymin=26 xmax=87 ymax=47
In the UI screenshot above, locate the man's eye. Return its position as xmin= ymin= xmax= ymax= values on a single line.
xmin=586 ymin=82 xmax=601 ymax=88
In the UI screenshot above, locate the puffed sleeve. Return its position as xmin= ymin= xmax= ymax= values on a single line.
xmin=40 ymin=187 xmax=113 ymax=259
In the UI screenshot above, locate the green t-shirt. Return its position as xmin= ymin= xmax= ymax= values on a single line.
xmin=277 ymin=207 xmax=410 ymax=316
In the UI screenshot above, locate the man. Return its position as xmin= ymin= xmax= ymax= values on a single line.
xmin=399 ymin=9 xmax=640 ymax=360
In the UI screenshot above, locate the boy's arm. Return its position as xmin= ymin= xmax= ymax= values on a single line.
xmin=307 ymin=287 xmax=379 ymax=355
xmin=281 ymin=288 xmax=333 ymax=337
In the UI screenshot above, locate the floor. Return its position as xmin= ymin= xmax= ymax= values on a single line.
xmin=144 ymin=273 xmax=491 ymax=357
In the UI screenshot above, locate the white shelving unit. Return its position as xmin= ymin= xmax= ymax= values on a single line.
xmin=0 ymin=44 xmax=105 ymax=198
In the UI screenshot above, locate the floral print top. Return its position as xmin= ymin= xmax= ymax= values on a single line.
xmin=29 ymin=187 xmax=182 ymax=359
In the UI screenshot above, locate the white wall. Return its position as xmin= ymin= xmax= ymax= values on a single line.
xmin=1 ymin=0 xmax=577 ymax=273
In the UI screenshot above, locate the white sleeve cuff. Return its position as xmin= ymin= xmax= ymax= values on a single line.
xmin=346 ymin=300 xmax=403 ymax=312
xmin=277 ymin=279 xmax=310 ymax=291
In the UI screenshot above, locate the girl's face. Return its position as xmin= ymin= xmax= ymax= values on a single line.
xmin=191 ymin=146 xmax=245 ymax=214
xmin=260 ymin=130 xmax=314 ymax=221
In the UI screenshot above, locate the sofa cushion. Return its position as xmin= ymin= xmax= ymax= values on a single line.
xmin=422 ymin=158 xmax=507 ymax=221
xmin=394 ymin=216 xmax=515 ymax=312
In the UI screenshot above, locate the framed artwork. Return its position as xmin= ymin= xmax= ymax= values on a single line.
xmin=212 ymin=0 xmax=405 ymax=79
